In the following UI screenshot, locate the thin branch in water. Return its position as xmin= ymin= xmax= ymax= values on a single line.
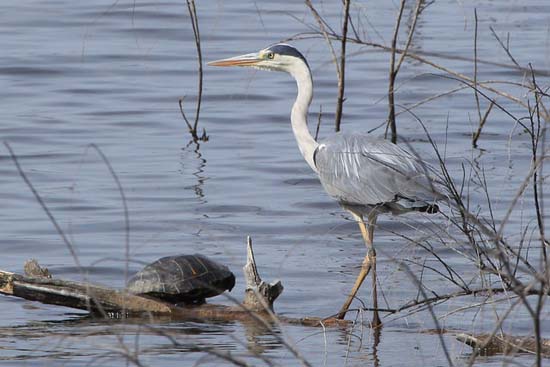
xmin=394 ymin=0 xmax=424 ymax=75
xmin=187 ymin=0 xmax=202 ymax=131
xmin=304 ymin=0 xmax=340 ymax=81
xmin=472 ymin=99 xmax=495 ymax=148
xmin=334 ymin=0 xmax=351 ymax=132
xmin=473 ymin=9 xmax=483 ymax=125
xmin=183 ymin=0 xmax=207 ymax=142
xmin=304 ymin=0 xmax=345 ymax=132
xmin=400 ymin=261 xmax=454 ymax=366
xmin=527 ymin=66 xmax=547 ymax=260
xmin=179 ymin=97 xmax=208 ymax=142
xmin=387 ymin=0 xmax=423 ymax=143
xmin=89 ymin=144 xmax=130 ymax=285
xmin=3 ymin=142 xmax=82 ymax=271
xmin=436 ymin=74 xmax=527 ymax=130
xmin=290 ymin=31 xmax=545 ymax=116
xmin=179 ymin=96 xmax=193 ymax=132
xmin=315 ymin=104 xmax=323 ymax=141
xmin=386 ymin=0 xmax=406 ymax=144
xmin=531 ymin=77 xmax=547 ymax=365
xmin=489 ymin=25 xmax=520 ymax=68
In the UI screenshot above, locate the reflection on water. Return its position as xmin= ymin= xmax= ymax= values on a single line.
xmin=0 ymin=315 xmax=294 ymax=364
xmin=0 ymin=0 xmax=548 ymax=365
xmin=180 ymin=140 xmax=208 ymax=201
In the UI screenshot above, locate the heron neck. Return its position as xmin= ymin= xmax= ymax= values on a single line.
xmin=290 ymin=63 xmax=319 ymax=172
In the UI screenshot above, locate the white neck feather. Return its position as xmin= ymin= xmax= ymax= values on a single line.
xmin=288 ymin=61 xmax=319 ymax=172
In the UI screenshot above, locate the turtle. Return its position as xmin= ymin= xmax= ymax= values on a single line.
xmin=127 ymin=254 xmax=235 ymax=304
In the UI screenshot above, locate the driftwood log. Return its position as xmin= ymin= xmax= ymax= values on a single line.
xmin=0 ymin=237 xmax=345 ymax=327
xmin=4 ymin=245 xmax=549 ymax=354
xmin=456 ymin=333 xmax=550 ymax=358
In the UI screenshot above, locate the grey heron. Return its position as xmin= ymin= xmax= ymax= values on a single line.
xmin=209 ymin=44 xmax=443 ymax=322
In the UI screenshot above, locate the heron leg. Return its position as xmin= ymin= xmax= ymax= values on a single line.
xmin=337 ymin=212 xmax=379 ymax=325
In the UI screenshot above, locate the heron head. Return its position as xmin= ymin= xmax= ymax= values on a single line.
xmin=208 ymin=44 xmax=309 ymax=74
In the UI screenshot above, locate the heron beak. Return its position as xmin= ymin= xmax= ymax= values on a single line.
xmin=208 ymin=52 xmax=261 ymax=67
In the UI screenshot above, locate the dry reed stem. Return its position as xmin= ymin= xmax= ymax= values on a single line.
xmin=489 ymin=25 xmax=520 ymax=68
xmin=472 ymin=100 xmax=495 ymax=148
xmin=315 ymin=104 xmax=323 ymax=141
xmin=3 ymin=142 xmax=82 ymax=271
xmin=304 ymin=0 xmax=342 ymax=133
xmin=387 ymin=0 xmax=424 ymax=143
xmin=289 ymin=31 xmax=541 ymax=114
xmin=334 ymin=0 xmax=351 ymax=132
xmin=386 ymin=0 xmax=406 ymax=143
xmin=182 ymin=0 xmax=207 ymax=142
xmin=473 ymin=9 xmax=482 ymax=124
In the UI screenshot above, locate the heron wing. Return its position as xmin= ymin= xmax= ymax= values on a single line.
xmin=314 ymin=133 xmax=443 ymax=209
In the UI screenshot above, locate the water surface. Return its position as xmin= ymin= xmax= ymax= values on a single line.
xmin=0 ymin=0 xmax=549 ymax=365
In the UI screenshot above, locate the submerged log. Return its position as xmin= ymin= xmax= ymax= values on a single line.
xmin=456 ymin=333 xmax=550 ymax=358
xmin=0 ymin=240 xmax=348 ymax=328
xmin=24 ymin=259 xmax=52 ymax=278
xmin=0 ymin=266 xmax=172 ymax=314
xmin=242 ymin=236 xmax=283 ymax=312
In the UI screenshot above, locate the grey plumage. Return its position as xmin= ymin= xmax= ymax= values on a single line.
xmin=314 ymin=132 xmax=444 ymax=215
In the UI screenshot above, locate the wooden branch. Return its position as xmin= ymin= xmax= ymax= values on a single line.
xmin=180 ymin=0 xmax=208 ymax=142
xmin=387 ymin=0 xmax=424 ymax=143
xmin=472 ymin=99 xmax=495 ymax=148
xmin=0 ymin=249 xmax=347 ymax=327
xmin=290 ymin=33 xmax=539 ymax=111
xmin=242 ymin=236 xmax=283 ymax=312
xmin=0 ymin=267 xmax=172 ymax=314
xmin=334 ymin=0 xmax=351 ymax=132
xmin=386 ymin=0 xmax=406 ymax=144
xmin=457 ymin=333 xmax=550 ymax=358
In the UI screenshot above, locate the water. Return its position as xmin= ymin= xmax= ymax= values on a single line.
xmin=0 ymin=0 xmax=549 ymax=365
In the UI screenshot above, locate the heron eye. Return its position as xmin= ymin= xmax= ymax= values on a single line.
xmin=267 ymin=52 xmax=275 ymax=59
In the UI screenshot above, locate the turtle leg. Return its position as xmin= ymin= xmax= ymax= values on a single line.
xmin=337 ymin=211 xmax=379 ymax=326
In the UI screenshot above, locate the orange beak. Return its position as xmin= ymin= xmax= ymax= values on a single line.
xmin=208 ymin=52 xmax=261 ymax=67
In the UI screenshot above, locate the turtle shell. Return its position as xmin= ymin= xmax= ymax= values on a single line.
xmin=127 ymin=254 xmax=235 ymax=304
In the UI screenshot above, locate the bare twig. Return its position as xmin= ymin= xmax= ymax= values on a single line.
xmin=473 ymin=9 xmax=483 ymax=125
xmin=472 ymin=99 xmax=495 ymax=148
xmin=400 ymin=261 xmax=454 ymax=366
xmin=387 ymin=0 xmax=423 ymax=143
xmin=386 ymin=0 xmax=406 ymax=143
xmin=334 ymin=0 xmax=351 ymax=132
xmin=288 ymin=31 xmax=545 ymax=115
xmin=528 ymin=67 xmax=548 ymax=367
xmin=315 ymin=104 xmax=323 ymax=141
xmin=395 ymin=0 xmax=424 ymax=74
xmin=304 ymin=0 xmax=341 ymax=132
xmin=3 ymin=142 xmax=82 ymax=271
xmin=489 ymin=25 xmax=520 ymax=68
xmin=89 ymin=144 xmax=130 ymax=285
xmin=374 ymin=286 xmax=539 ymax=316
xmin=286 ymin=31 xmax=550 ymax=77
xmin=528 ymin=67 xmax=547 ymax=261
xmin=304 ymin=0 xmax=339 ymax=80
xmin=182 ymin=0 xmax=207 ymax=142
